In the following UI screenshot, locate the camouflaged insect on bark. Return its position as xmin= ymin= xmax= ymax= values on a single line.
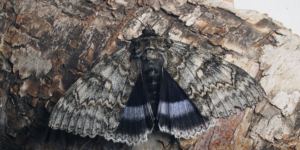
xmin=49 ymin=27 xmax=266 ymax=145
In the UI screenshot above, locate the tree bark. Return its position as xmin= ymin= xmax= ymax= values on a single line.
xmin=1 ymin=0 xmax=299 ymax=149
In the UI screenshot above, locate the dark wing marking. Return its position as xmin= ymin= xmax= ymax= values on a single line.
xmin=49 ymin=48 xmax=140 ymax=138
xmin=164 ymin=41 xmax=266 ymax=118
xmin=158 ymin=69 xmax=210 ymax=139
xmin=105 ymin=74 xmax=154 ymax=145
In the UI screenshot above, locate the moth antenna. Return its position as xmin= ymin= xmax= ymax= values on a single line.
xmin=150 ymin=14 xmax=165 ymax=29
xmin=180 ymin=37 xmax=184 ymax=42
xmin=150 ymin=7 xmax=179 ymax=32
xmin=151 ymin=5 xmax=182 ymax=29
xmin=125 ymin=9 xmax=146 ymax=28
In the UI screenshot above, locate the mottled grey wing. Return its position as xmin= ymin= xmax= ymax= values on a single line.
xmin=164 ymin=41 xmax=266 ymax=118
xmin=158 ymin=69 xmax=211 ymax=139
xmin=48 ymin=48 xmax=140 ymax=138
xmin=106 ymin=73 xmax=154 ymax=145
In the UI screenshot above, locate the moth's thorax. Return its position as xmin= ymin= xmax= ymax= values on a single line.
xmin=130 ymin=36 xmax=168 ymax=58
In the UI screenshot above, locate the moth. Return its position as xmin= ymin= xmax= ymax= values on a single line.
xmin=49 ymin=23 xmax=266 ymax=145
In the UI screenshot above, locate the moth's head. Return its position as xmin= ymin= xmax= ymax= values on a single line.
xmin=140 ymin=28 xmax=157 ymax=37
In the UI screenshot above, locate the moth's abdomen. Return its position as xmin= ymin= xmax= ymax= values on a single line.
xmin=139 ymin=47 xmax=165 ymax=119
xmin=144 ymin=68 xmax=161 ymax=118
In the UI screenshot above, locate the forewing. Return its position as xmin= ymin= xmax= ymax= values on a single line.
xmin=105 ymin=74 xmax=154 ymax=145
xmin=158 ymin=69 xmax=210 ymax=139
xmin=164 ymin=41 xmax=266 ymax=118
xmin=48 ymin=48 xmax=140 ymax=138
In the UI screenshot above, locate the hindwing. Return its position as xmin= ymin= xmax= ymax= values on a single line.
xmin=158 ymin=69 xmax=210 ymax=139
xmin=105 ymin=74 xmax=154 ymax=145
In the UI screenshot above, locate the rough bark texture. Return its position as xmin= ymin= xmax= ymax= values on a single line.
xmin=0 ymin=0 xmax=299 ymax=149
